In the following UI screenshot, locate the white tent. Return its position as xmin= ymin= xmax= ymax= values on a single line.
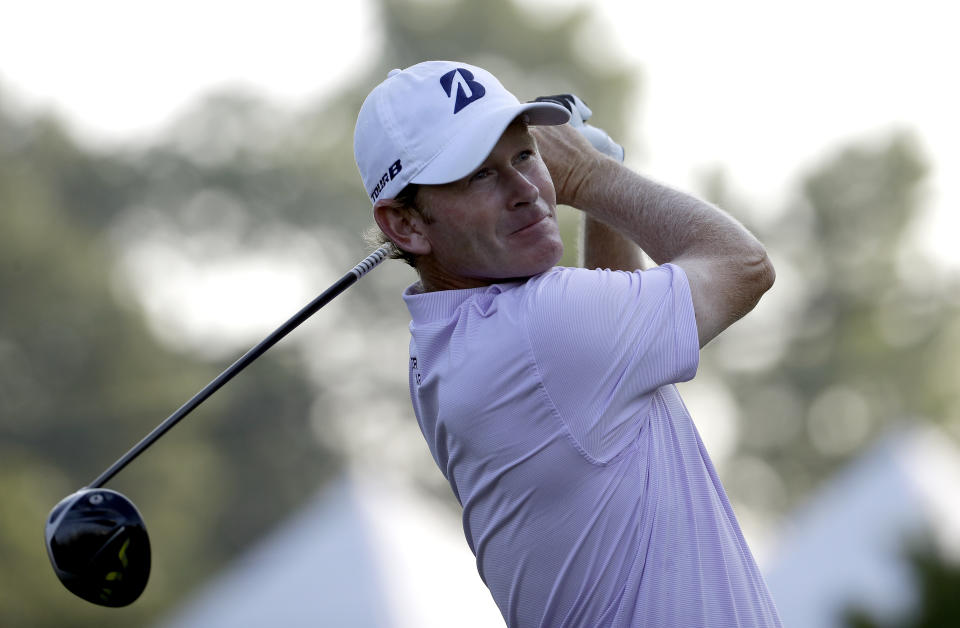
xmin=156 ymin=470 xmax=504 ymax=628
xmin=763 ymin=425 xmax=960 ymax=627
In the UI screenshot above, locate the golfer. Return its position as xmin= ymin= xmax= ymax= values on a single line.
xmin=354 ymin=61 xmax=781 ymax=627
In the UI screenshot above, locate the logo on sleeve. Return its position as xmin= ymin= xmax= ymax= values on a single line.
xmin=439 ymin=68 xmax=486 ymax=114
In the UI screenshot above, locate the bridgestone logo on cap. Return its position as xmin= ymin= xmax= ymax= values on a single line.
xmin=439 ymin=68 xmax=486 ymax=114
xmin=369 ymin=159 xmax=402 ymax=202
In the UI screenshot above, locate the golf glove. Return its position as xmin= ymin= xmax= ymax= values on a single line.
xmin=533 ymin=94 xmax=625 ymax=163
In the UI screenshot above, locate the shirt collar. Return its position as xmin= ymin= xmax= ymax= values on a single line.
xmin=402 ymin=281 xmax=516 ymax=322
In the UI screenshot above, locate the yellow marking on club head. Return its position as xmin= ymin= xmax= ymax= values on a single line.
xmin=118 ymin=537 xmax=131 ymax=568
xmin=105 ymin=571 xmax=123 ymax=581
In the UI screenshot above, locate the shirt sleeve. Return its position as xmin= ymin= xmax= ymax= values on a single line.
xmin=523 ymin=264 xmax=699 ymax=463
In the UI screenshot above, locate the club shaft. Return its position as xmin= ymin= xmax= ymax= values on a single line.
xmin=88 ymin=246 xmax=391 ymax=489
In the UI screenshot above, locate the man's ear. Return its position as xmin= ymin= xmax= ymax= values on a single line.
xmin=373 ymin=198 xmax=432 ymax=256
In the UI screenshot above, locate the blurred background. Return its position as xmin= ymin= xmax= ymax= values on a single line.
xmin=2 ymin=0 xmax=958 ymax=626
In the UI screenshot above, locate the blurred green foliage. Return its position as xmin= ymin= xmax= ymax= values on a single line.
xmin=844 ymin=536 xmax=960 ymax=627
xmin=0 ymin=87 xmax=341 ymax=628
xmin=696 ymin=126 xmax=960 ymax=628
xmin=700 ymin=131 xmax=960 ymax=513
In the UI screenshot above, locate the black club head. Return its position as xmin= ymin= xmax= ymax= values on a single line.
xmin=45 ymin=488 xmax=151 ymax=607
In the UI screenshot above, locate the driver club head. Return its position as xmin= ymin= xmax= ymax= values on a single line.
xmin=45 ymin=488 xmax=151 ymax=607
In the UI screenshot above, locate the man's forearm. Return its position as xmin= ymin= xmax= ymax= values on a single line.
xmin=574 ymin=157 xmax=775 ymax=346
xmin=567 ymin=158 xmax=765 ymax=268
xmin=580 ymin=214 xmax=647 ymax=271
xmin=534 ymin=123 xmax=773 ymax=346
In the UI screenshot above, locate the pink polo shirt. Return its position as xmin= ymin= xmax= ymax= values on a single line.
xmin=403 ymin=264 xmax=781 ymax=627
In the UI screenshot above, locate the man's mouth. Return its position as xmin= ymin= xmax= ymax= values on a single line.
xmin=510 ymin=213 xmax=551 ymax=235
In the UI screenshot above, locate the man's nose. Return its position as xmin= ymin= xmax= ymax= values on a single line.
xmin=506 ymin=169 xmax=540 ymax=208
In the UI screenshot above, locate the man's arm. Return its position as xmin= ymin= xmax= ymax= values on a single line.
xmin=533 ymin=124 xmax=775 ymax=348
xmin=580 ymin=215 xmax=647 ymax=271
xmin=533 ymin=94 xmax=646 ymax=272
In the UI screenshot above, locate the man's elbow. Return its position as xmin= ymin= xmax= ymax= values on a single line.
xmin=742 ymin=244 xmax=776 ymax=304
xmin=685 ymin=245 xmax=775 ymax=348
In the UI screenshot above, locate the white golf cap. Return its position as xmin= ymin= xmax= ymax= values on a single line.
xmin=354 ymin=60 xmax=570 ymax=204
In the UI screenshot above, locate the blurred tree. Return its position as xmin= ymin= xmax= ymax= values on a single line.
xmin=843 ymin=536 xmax=960 ymax=627
xmin=0 ymin=94 xmax=339 ymax=626
xmin=697 ymin=130 xmax=960 ymax=524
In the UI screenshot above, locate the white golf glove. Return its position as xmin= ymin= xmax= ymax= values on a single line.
xmin=533 ymin=94 xmax=625 ymax=163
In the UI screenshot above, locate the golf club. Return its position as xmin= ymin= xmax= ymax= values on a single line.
xmin=45 ymin=245 xmax=392 ymax=607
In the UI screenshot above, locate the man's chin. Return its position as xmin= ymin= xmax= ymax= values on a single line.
xmin=517 ymin=242 xmax=565 ymax=277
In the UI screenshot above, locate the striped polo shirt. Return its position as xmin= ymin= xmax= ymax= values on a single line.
xmin=403 ymin=264 xmax=781 ymax=627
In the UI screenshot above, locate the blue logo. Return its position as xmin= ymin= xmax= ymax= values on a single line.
xmin=439 ymin=68 xmax=486 ymax=114
xmin=369 ymin=159 xmax=402 ymax=202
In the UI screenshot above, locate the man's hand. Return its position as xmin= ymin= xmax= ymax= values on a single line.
xmin=530 ymin=123 xmax=602 ymax=208
xmin=531 ymin=94 xmax=645 ymax=272
xmin=534 ymin=94 xmax=625 ymax=162
xmin=531 ymin=94 xmax=626 ymax=207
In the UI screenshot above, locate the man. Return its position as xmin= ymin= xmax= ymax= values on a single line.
xmin=354 ymin=61 xmax=780 ymax=627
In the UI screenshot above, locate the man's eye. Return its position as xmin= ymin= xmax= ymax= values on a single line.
xmin=516 ymin=150 xmax=534 ymax=163
xmin=470 ymin=168 xmax=492 ymax=182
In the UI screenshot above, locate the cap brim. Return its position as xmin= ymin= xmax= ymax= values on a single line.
xmin=411 ymin=101 xmax=570 ymax=186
